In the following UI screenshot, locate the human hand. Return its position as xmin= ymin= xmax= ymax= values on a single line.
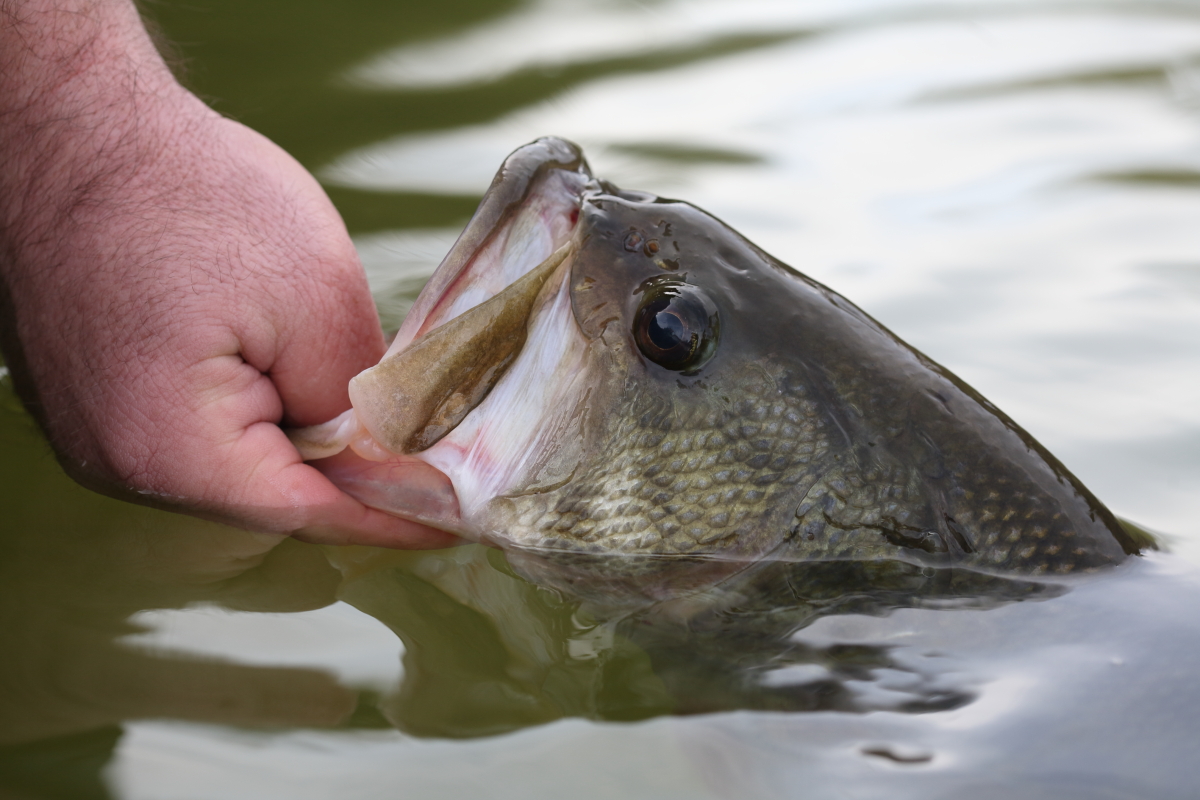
xmin=0 ymin=0 xmax=460 ymax=547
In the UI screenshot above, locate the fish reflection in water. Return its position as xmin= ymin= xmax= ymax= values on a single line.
xmin=345 ymin=547 xmax=1063 ymax=734
xmin=332 ymin=541 xmax=1200 ymax=800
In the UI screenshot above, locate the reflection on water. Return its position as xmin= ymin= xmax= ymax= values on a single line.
xmin=4 ymin=0 xmax=1200 ymax=796
xmin=5 ymin=463 xmax=1200 ymax=799
xmin=5 ymin=360 xmax=1200 ymax=798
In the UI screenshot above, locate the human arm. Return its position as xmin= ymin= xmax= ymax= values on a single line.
xmin=0 ymin=0 xmax=460 ymax=547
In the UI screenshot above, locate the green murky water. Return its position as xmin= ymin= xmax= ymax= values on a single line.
xmin=4 ymin=0 xmax=1200 ymax=797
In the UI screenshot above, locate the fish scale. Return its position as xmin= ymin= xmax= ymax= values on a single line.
xmin=806 ymin=352 xmax=1128 ymax=574
xmin=515 ymin=363 xmax=831 ymax=558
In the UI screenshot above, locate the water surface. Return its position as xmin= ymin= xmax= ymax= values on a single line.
xmin=2 ymin=0 xmax=1200 ymax=797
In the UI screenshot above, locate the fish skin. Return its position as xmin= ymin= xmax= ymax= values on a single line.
xmin=327 ymin=138 xmax=1141 ymax=577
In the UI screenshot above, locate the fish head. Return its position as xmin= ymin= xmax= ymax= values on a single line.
xmin=296 ymin=137 xmax=1136 ymax=597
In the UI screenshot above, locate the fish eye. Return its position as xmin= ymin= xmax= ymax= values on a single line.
xmin=633 ymin=284 xmax=719 ymax=372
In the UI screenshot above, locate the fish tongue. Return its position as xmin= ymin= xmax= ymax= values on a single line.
xmin=350 ymin=243 xmax=574 ymax=455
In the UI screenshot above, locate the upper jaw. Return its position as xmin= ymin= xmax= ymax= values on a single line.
xmin=385 ymin=138 xmax=592 ymax=358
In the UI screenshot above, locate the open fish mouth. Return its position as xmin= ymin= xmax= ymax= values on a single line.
xmin=352 ymin=241 xmax=576 ymax=454
xmin=356 ymin=137 xmax=591 ymax=454
xmin=289 ymin=138 xmax=597 ymax=531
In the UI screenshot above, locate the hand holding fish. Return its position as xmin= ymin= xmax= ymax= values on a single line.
xmin=0 ymin=0 xmax=458 ymax=547
xmin=0 ymin=0 xmax=1143 ymax=572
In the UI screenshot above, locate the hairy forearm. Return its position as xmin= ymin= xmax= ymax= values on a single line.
xmin=0 ymin=0 xmax=272 ymax=504
xmin=0 ymin=0 xmax=211 ymax=438
xmin=0 ymin=0 xmax=189 ymax=227
xmin=0 ymin=0 xmax=162 ymax=112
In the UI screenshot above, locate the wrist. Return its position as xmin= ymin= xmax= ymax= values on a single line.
xmin=0 ymin=0 xmax=204 ymax=236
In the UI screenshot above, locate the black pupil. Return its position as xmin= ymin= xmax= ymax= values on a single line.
xmin=648 ymin=305 xmax=690 ymax=351
xmin=634 ymin=286 xmax=718 ymax=372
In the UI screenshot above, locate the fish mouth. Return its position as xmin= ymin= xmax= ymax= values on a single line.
xmin=350 ymin=242 xmax=576 ymax=454
xmin=349 ymin=137 xmax=592 ymax=457
xmin=287 ymin=137 xmax=591 ymax=465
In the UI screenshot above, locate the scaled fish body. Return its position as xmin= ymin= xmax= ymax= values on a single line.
xmin=295 ymin=138 xmax=1138 ymax=583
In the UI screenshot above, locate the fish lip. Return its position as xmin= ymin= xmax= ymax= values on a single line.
xmin=385 ymin=137 xmax=593 ymax=358
xmin=340 ymin=137 xmax=596 ymax=460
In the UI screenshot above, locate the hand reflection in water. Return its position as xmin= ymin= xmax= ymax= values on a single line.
xmin=0 ymin=401 xmax=359 ymax=746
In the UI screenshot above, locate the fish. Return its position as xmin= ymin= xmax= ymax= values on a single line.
xmin=290 ymin=136 xmax=1144 ymax=593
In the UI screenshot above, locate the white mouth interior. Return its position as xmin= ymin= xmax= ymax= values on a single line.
xmin=414 ymin=269 xmax=593 ymax=521
xmin=290 ymin=163 xmax=593 ymax=535
xmin=388 ymin=166 xmax=592 ymax=522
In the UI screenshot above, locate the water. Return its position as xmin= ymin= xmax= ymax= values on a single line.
xmin=2 ymin=0 xmax=1200 ymax=796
